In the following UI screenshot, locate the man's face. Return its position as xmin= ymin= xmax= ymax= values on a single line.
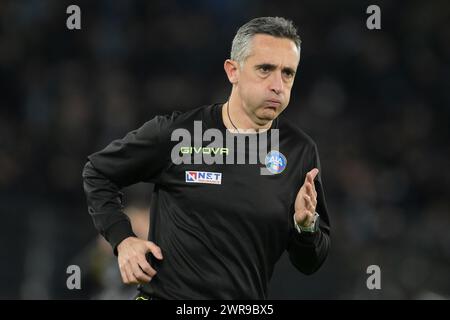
xmin=236 ymin=34 xmax=300 ymax=125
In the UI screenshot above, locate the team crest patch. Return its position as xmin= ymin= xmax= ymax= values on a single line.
xmin=185 ymin=171 xmax=222 ymax=185
xmin=265 ymin=151 xmax=287 ymax=174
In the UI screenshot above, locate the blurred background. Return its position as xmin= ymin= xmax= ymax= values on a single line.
xmin=1 ymin=0 xmax=449 ymax=299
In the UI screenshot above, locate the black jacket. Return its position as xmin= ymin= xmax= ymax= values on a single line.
xmin=82 ymin=103 xmax=331 ymax=299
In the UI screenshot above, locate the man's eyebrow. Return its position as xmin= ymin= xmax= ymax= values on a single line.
xmin=255 ymin=63 xmax=296 ymax=74
xmin=282 ymin=67 xmax=296 ymax=74
xmin=255 ymin=63 xmax=277 ymax=70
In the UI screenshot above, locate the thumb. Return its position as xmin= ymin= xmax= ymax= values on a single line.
xmin=146 ymin=241 xmax=163 ymax=260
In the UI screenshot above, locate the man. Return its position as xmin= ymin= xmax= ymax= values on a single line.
xmin=83 ymin=16 xmax=330 ymax=300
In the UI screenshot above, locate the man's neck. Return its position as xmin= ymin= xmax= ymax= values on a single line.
xmin=222 ymin=95 xmax=272 ymax=133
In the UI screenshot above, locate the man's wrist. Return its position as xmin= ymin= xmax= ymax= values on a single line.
xmin=105 ymin=220 xmax=137 ymax=256
xmin=294 ymin=212 xmax=320 ymax=233
xmin=117 ymin=236 xmax=136 ymax=252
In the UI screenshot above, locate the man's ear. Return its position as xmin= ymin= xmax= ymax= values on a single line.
xmin=224 ymin=59 xmax=239 ymax=84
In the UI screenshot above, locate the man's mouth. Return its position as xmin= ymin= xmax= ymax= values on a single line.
xmin=265 ymin=99 xmax=281 ymax=109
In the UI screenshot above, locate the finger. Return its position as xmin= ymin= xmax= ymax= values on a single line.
xmin=305 ymin=187 xmax=317 ymax=208
xmin=303 ymin=194 xmax=315 ymax=211
xmin=312 ymin=186 xmax=318 ymax=202
xmin=138 ymin=256 xmax=157 ymax=277
xmin=305 ymin=182 xmax=315 ymax=198
xmin=131 ymin=261 xmax=151 ymax=283
xmin=306 ymin=168 xmax=319 ymax=185
xmin=146 ymin=241 xmax=163 ymax=260
xmin=124 ymin=265 xmax=138 ymax=284
xmin=119 ymin=260 xmax=131 ymax=284
xmin=303 ymin=194 xmax=311 ymax=210
xmin=307 ymin=179 xmax=317 ymax=198
xmin=119 ymin=266 xmax=128 ymax=284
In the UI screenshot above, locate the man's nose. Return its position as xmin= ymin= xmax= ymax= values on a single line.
xmin=269 ymin=71 xmax=283 ymax=95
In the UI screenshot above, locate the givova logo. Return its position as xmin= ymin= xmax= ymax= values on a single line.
xmin=185 ymin=171 xmax=222 ymax=185
xmin=171 ymin=121 xmax=281 ymax=175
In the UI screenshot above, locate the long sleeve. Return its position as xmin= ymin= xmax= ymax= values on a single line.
xmin=82 ymin=113 xmax=178 ymax=254
xmin=287 ymin=142 xmax=331 ymax=275
xmin=82 ymin=161 xmax=136 ymax=254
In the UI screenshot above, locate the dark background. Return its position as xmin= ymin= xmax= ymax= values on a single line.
xmin=1 ymin=0 xmax=449 ymax=299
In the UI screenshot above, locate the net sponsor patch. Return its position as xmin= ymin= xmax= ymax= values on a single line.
xmin=185 ymin=171 xmax=222 ymax=185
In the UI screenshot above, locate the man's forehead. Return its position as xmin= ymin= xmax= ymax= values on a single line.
xmin=247 ymin=34 xmax=300 ymax=66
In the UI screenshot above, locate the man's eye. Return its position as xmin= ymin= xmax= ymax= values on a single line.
xmin=283 ymin=71 xmax=294 ymax=78
xmin=259 ymin=67 xmax=270 ymax=73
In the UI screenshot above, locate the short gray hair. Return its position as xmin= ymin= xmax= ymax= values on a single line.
xmin=230 ymin=17 xmax=301 ymax=65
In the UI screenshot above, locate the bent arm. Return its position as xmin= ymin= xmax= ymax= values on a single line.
xmin=81 ymin=114 xmax=178 ymax=254
xmin=287 ymin=143 xmax=331 ymax=274
xmin=82 ymin=161 xmax=136 ymax=255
